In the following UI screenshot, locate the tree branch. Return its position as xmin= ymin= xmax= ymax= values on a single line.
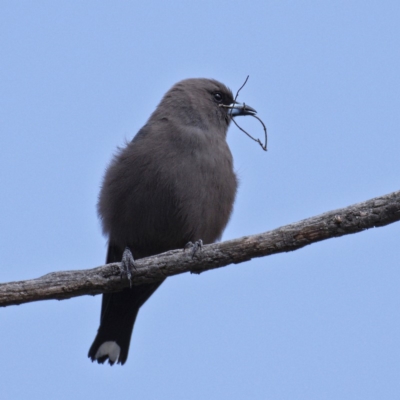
xmin=1 ymin=190 xmax=399 ymax=307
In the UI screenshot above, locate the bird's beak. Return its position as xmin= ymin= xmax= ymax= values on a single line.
xmin=225 ymin=101 xmax=257 ymax=117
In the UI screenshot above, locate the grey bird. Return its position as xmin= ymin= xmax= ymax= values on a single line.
xmin=88 ymin=78 xmax=256 ymax=365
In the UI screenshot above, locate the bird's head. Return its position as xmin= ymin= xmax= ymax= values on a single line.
xmin=152 ymin=78 xmax=256 ymax=137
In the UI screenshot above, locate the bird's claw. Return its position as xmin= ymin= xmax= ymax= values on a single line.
xmin=183 ymin=239 xmax=203 ymax=259
xmin=121 ymin=247 xmax=136 ymax=288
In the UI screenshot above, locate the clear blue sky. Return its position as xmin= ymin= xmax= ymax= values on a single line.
xmin=1 ymin=1 xmax=399 ymax=399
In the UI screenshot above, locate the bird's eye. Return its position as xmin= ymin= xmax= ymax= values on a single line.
xmin=214 ymin=92 xmax=223 ymax=103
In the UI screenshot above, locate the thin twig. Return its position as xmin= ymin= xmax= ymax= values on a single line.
xmin=230 ymin=76 xmax=268 ymax=151
xmin=234 ymin=75 xmax=250 ymax=103
xmin=231 ymin=117 xmax=267 ymax=151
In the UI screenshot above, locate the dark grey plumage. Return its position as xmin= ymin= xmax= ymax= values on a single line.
xmin=88 ymin=78 xmax=256 ymax=365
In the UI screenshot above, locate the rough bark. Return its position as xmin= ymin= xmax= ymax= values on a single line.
xmin=1 ymin=190 xmax=399 ymax=307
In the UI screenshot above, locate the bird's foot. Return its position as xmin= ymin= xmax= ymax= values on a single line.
xmin=183 ymin=239 xmax=203 ymax=259
xmin=121 ymin=247 xmax=136 ymax=288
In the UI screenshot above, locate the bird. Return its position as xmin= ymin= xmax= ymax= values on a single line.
xmin=88 ymin=78 xmax=256 ymax=365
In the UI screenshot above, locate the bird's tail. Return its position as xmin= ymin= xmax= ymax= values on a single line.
xmin=88 ymin=243 xmax=163 ymax=365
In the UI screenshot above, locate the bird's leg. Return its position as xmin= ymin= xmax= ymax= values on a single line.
xmin=121 ymin=247 xmax=136 ymax=288
xmin=183 ymin=239 xmax=203 ymax=259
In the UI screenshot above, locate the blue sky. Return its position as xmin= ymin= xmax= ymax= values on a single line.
xmin=1 ymin=1 xmax=400 ymax=399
